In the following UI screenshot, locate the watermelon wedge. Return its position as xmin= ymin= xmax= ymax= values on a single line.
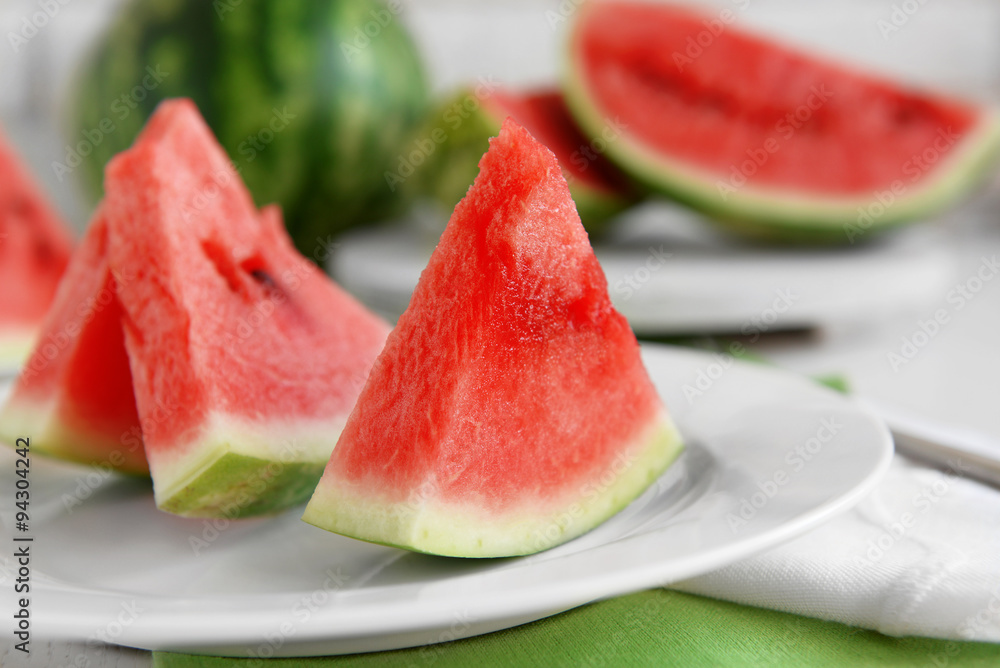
xmin=419 ymin=87 xmax=637 ymax=233
xmin=95 ymin=99 xmax=390 ymax=517
xmin=303 ymin=119 xmax=684 ymax=558
xmin=1 ymin=99 xmax=390 ymax=517
xmin=0 ymin=210 xmax=146 ymax=473
xmin=565 ymin=1 xmax=1000 ymax=242
xmin=0 ymin=129 xmax=74 ymax=364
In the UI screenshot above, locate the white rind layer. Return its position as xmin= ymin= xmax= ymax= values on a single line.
xmin=0 ymin=328 xmax=37 ymax=369
xmin=0 ymin=393 xmax=147 ymax=473
xmin=302 ymin=412 xmax=684 ymax=558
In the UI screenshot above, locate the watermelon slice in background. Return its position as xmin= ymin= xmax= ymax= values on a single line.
xmin=96 ymin=99 xmax=390 ymax=517
xmin=303 ymin=119 xmax=684 ymax=558
xmin=0 ymin=129 xmax=75 ymax=365
xmin=0 ymin=210 xmax=146 ymax=474
xmin=417 ymin=87 xmax=638 ymax=234
xmin=564 ymin=1 xmax=1000 ymax=242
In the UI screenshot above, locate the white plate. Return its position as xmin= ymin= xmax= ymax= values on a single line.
xmin=0 ymin=345 xmax=892 ymax=657
xmin=333 ymin=206 xmax=957 ymax=334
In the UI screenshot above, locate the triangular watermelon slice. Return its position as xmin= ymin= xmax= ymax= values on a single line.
xmin=303 ymin=119 xmax=684 ymax=557
xmin=97 ymin=99 xmax=390 ymax=517
xmin=0 ymin=209 xmax=145 ymax=473
xmin=0 ymin=128 xmax=74 ymax=364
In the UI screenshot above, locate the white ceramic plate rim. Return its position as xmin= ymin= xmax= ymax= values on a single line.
xmin=14 ymin=345 xmax=893 ymax=656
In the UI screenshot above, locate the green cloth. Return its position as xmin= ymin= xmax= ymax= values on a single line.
xmin=152 ymin=590 xmax=1000 ymax=667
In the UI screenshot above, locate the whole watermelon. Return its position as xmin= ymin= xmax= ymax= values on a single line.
xmin=71 ymin=0 xmax=429 ymax=257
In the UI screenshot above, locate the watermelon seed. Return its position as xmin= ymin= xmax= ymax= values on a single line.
xmin=241 ymin=258 xmax=288 ymax=303
xmin=239 ymin=255 xmax=281 ymax=294
xmin=249 ymin=268 xmax=276 ymax=288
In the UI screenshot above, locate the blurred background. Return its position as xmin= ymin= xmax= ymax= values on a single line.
xmin=2 ymin=0 xmax=1000 ymax=431
xmin=2 ymin=0 xmax=999 ymax=228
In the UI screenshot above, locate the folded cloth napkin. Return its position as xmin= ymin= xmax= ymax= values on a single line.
xmin=675 ymin=454 xmax=1000 ymax=642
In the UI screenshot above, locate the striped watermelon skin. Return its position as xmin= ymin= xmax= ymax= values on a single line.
xmin=73 ymin=0 xmax=429 ymax=257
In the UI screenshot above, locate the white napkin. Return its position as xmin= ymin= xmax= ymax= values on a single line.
xmin=675 ymin=454 xmax=1000 ymax=642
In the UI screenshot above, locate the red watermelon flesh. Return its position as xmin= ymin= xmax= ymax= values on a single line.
xmin=0 ymin=210 xmax=145 ymax=473
xmin=484 ymin=90 xmax=633 ymax=198
xmin=303 ymin=119 xmax=683 ymax=557
xmin=0 ymin=129 xmax=74 ymax=362
xmin=425 ymin=86 xmax=636 ymax=233
xmin=565 ymin=1 xmax=1000 ymax=238
xmin=102 ymin=99 xmax=390 ymax=517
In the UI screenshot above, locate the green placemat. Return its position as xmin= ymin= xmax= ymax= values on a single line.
xmin=153 ymin=590 xmax=999 ymax=667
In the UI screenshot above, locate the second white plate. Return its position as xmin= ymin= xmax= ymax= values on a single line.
xmin=332 ymin=213 xmax=957 ymax=334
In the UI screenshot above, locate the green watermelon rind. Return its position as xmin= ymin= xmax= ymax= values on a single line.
xmin=414 ymin=87 xmax=636 ymax=235
xmin=563 ymin=19 xmax=1000 ymax=243
xmin=150 ymin=414 xmax=350 ymax=518
xmin=301 ymin=413 xmax=684 ymax=558
xmin=159 ymin=452 xmax=325 ymax=519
